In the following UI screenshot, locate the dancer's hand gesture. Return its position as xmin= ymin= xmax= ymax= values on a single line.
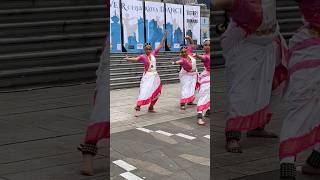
xmin=164 ymin=30 xmax=168 ymax=38
xmin=185 ymin=35 xmax=193 ymax=45
xmin=124 ymin=54 xmax=129 ymax=60
xmin=124 ymin=54 xmax=139 ymax=61
xmin=185 ymin=35 xmax=191 ymax=40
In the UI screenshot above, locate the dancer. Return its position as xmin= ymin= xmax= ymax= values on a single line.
xmin=279 ymin=0 xmax=320 ymax=178
xmin=78 ymin=37 xmax=109 ymax=176
xmin=193 ymin=39 xmax=211 ymax=125
xmin=214 ymin=0 xmax=287 ymax=153
xmin=124 ymin=31 xmax=168 ymax=117
xmin=172 ymin=35 xmax=199 ymax=110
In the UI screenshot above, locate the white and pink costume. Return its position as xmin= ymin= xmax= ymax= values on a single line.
xmin=279 ymin=0 xmax=320 ymax=160
xmin=179 ymin=45 xmax=199 ymax=105
xmin=136 ymin=49 xmax=162 ymax=108
xmin=84 ymin=41 xmax=109 ymax=143
xmin=221 ymin=0 xmax=287 ymax=135
xmin=196 ymin=53 xmax=210 ymax=113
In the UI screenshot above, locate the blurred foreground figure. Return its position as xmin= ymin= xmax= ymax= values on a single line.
xmin=78 ymin=37 xmax=109 ymax=176
xmin=279 ymin=0 xmax=320 ymax=179
xmin=214 ymin=0 xmax=288 ymax=153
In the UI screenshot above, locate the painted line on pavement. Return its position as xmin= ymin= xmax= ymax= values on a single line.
xmin=136 ymin=127 xmax=153 ymax=133
xmin=113 ymin=160 xmax=137 ymax=172
xmin=120 ymin=172 xmax=144 ymax=180
xmin=155 ymin=130 xmax=174 ymax=136
xmin=176 ymin=133 xmax=196 ymax=140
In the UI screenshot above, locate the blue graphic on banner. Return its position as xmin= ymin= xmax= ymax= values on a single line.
xmin=146 ymin=19 xmax=165 ymax=51
xmin=110 ymin=0 xmax=122 ymax=52
xmin=111 ymin=12 xmax=121 ymax=52
xmin=166 ymin=3 xmax=184 ymax=52
xmin=122 ymin=0 xmax=145 ymax=53
xmin=166 ymin=22 xmax=183 ymax=52
xmin=145 ymin=2 xmax=165 ymax=52
xmin=124 ymin=18 xmax=145 ymax=52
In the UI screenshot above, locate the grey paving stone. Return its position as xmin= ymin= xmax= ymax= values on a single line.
xmin=0 ymin=134 xmax=86 ymax=164
xmin=110 ymin=163 xmax=127 ymax=179
xmin=0 ymin=120 xmax=60 ymax=146
xmin=158 ymin=170 xmax=195 ymax=180
xmin=2 ymin=158 xmax=108 ymax=180
xmin=184 ymin=164 xmax=210 ymax=180
xmin=0 ymin=152 xmax=105 ymax=176
xmin=125 ymin=149 xmax=182 ymax=173
xmin=231 ymin=170 xmax=320 ymax=180
xmin=0 ymin=111 xmax=86 ymax=134
xmin=212 ymin=168 xmax=246 ymax=180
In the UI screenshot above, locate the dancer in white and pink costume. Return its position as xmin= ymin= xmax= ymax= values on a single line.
xmin=172 ymin=36 xmax=199 ymax=110
xmin=214 ymin=0 xmax=288 ymax=153
xmin=124 ymin=31 xmax=168 ymax=116
xmin=193 ymin=39 xmax=211 ymax=125
xmin=279 ymin=0 xmax=320 ymax=178
xmin=78 ymin=37 xmax=109 ymax=176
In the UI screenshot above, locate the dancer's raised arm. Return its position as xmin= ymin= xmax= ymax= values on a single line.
xmin=172 ymin=60 xmax=183 ymax=65
xmin=185 ymin=35 xmax=193 ymax=45
xmin=193 ymin=53 xmax=208 ymax=62
xmin=213 ymin=0 xmax=234 ymax=10
xmin=185 ymin=35 xmax=193 ymax=55
xmin=154 ymin=30 xmax=168 ymax=54
xmin=123 ymin=54 xmax=139 ymax=61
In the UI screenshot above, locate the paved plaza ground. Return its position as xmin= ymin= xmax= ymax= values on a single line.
xmin=0 ymin=69 xmax=317 ymax=179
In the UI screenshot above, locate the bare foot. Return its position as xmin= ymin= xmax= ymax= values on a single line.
xmin=197 ymin=118 xmax=206 ymax=125
xmin=148 ymin=107 xmax=156 ymax=113
xmin=226 ymin=140 xmax=242 ymax=153
xmin=134 ymin=110 xmax=140 ymax=117
xmin=180 ymin=105 xmax=186 ymax=110
xmin=134 ymin=106 xmax=140 ymax=117
xmin=301 ymin=163 xmax=320 ymax=175
xmin=247 ymin=129 xmax=278 ymax=138
xmin=81 ymin=154 xmax=94 ymax=176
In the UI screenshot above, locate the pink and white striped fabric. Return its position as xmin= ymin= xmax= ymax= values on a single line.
xmin=221 ymin=0 xmax=285 ymax=132
xmin=279 ymin=26 xmax=320 ymax=158
xmin=136 ymin=49 xmax=162 ymax=107
xmin=85 ymin=42 xmax=109 ymax=143
xmin=195 ymin=52 xmax=210 ymax=112
xmin=179 ymin=45 xmax=199 ymax=104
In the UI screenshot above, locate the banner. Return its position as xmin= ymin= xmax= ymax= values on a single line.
xmin=145 ymin=1 xmax=165 ymax=51
xmin=110 ymin=0 xmax=122 ymax=52
xmin=184 ymin=5 xmax=201 ymax=45
xmin=166 ymin=3 xmax=184 ymax=52
xmin=121 ymin=0 xmax=145 ymax=52
xmin=200 ymin=17 xmax=209 ymax=44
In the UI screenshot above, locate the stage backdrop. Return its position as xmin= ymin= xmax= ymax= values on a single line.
xmin=110 ymin=0 xmax=122 ymax=52
xmin=200 ymin=17 xmax=209 ymax=44
xmin=145 ymin=1 xmax=165 ymax=51
xmin=122 ymin=0 xmax=145 ymax=52
xmin=184 ymin=5 xmax=201 ymax=45
xmin=166 ymin=3 xmax=184 ymax=52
